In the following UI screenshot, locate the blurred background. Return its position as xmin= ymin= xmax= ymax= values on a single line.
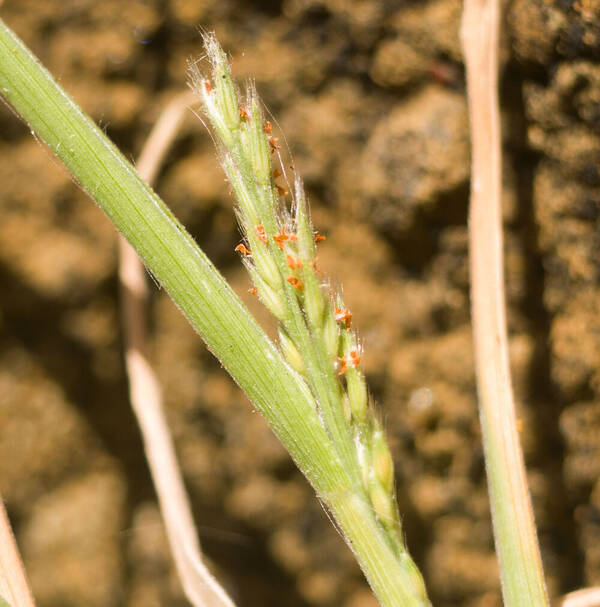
xmin=0 ymin=1 xmax=599 ymax=606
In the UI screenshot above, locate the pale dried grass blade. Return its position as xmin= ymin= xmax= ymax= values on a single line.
xmin=461 ymin=0 xmax=548 ymax=605
xmin=119 ymin=91 xmax=236 ymax=607
xmin=0 ymin=499 xmax=35 ymax=607
xmin=558 ymin=588 xmax=600 ymax=607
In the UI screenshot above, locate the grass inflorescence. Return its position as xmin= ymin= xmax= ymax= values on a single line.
xmin=190 ymin=34 xmax=429 ymax=602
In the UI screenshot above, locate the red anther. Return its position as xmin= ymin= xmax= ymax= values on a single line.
xmin=273 ymin=227 xmax=289 ymax=249
xmin=286 ymin=276 xmax=303 ymax=290
xmin=239 ymin=106 xmax=250 ymax=120
xmin=273 ymin=234 xmax=286 ymax=249
xmin=273 ymin=226 xmax=297 ymax=247
xmin=272 ymin=168 xmax=282 ymax=178
xmin=286 ymin=254 xmax=303 ymax=269
xmin=276 ymin=184 xmax=289 ymax=197
xmin=256 ymin=225 xmax=267 ymax=243
xmin=314 ymin=233 xmax=326 ymax=243
xmin=204 ymin=80 xmax=211 ymax=93
xmin=335 ymin=307 xmax=353 ymax=330
xmin=248 ymin=287 xmax=258 ymax=295
xmin=338 ymin=349 xmax=360 ymax=375
xmin=234 ymin=244 xmax=250 ymax=256
xmin=264 ymin=120 xmax=272 ymax=134
xmin=269 ymin=137 xmax=281 ymax=153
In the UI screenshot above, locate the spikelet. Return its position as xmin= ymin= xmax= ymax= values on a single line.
xmin=190 ymin=35 xmax=430 ymax=602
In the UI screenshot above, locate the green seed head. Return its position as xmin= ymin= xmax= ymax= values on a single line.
xmin=294 ymin=178 xmax=316 ymax=260
xmin=340 ymin=326 xmax=367 ymax=421
xmin=400 ymin=553 xmax=430 ymax=605
xmin=248 ymin=267 xmax=286 ymax=321
xmin=346 ymin=367 xmax=368 ymax=423
xmin=245 ymin=89 xmax=272 ymax=186
xmin=355 ymin=428 xmax=372 ymax=488
xmin=249 ymin=238 xmax=281 ymax=290
xmin=204 ymin=34 xmax=240 ymax=133
xmin=222 ymin=155 xmax=260 ymax=226
xmin=302 ymin=273 xmax=325 ymax=330
xmin=186 ymin=33 xmax=431 ymax=605
xmin=323 ymin=302 xmax=339 ymax=361
xmin=369 ymin=482 xmax=394 ymax=526
xmin=279 ymin=327 xmax=305 ymax=374
xmin=372 ymin=424 xmax=395 ymax=493
xmin=341 ymin=392 xmax=352 ymax=423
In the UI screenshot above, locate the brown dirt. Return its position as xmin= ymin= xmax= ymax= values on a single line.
xmin=0 ymin=1 xmax=599 ymax=606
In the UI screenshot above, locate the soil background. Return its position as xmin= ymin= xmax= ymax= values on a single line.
xmin=1 ymin=1 xmax=599 ymax=606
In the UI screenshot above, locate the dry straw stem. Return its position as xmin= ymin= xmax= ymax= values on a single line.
xmin=0 ymin=499 xmax=35 ymax=607
xmin=119 ymin=90 xmax=235 ymax=607
xmin=461 ymin=1 xmax=549 ymax=606
xmin=557 ymin=588 xmax=600 ymax=607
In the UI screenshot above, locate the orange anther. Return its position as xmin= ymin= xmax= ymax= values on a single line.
xmin=235 ymin=244 xmax=250 ymax=256
xmin=272 ymin=168 xmax=282 ymax=178
xmin=248 ymin=287 xmax=257 ymax=295
xmin=256 ymin=225 xmax=267 ymax=243
xmin=204 ymin=80 xmax=211 ymax=93
xmin=273 ymin=235 xmax=286 ymax=249
xmin=273 ymin=226 xmax=298 ymax=249
xmin=273 ymin=230 xmax=288 ymax=249
xmin=265 ymin=120 xmax=272 ymax=134
xmin=314 ymin=233 xmax=326 ymax=243
xmin=287 ymin=276 xmax=303 ymax=290
xmin=338 ymin=349 xmax=360 ymax=375
xmin=239 ymin=106 xmax=250 ymax=120
xmin=286 ymin=254 xmax=303 ymax=269
xmin=335 ymin=307 xmax=353 ymax=330
xmin=276 ymin=184 xmax=289 ymax=197
xmin=269 ymin=137 xmax=281 ymax=153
